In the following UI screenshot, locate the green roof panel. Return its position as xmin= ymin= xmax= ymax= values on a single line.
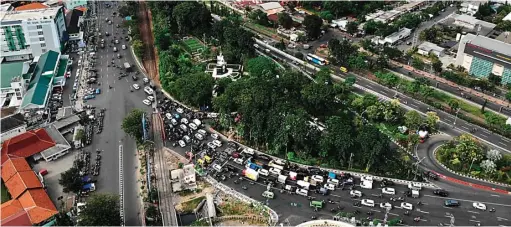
xmin=0 ymin=61 xmax=26 ymax=88
xmin=21 ymin=50 xmax=60 ymax=109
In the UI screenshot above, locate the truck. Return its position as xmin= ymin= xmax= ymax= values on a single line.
xmin=268 ymin=160 xmax=284 ymax=171
xmin=246 ymin=161 xmax=261 ymax=171
xmin=243 ymin=168 xmax=259 ymax=181
xmin=124 ymin=62 xmax=132 ymax=72
xmin=297 ymin=180 xmax=310 ymax=190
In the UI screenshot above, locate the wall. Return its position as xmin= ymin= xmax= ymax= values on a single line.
xmin=0 ymin=125 xmax=27 ymax=143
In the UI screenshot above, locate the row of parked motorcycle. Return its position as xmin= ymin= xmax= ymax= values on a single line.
xmin=95 ymin=108 xmax=106 ymax=134
xmin=92 ymin=149 xmax=101 ymax=176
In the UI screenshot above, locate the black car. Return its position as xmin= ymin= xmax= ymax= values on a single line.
xmin=424 ymin=171 xmax=439 ymax=180
xmin=434 ymin=189 xmax=449 ymax=197
xmin=380 ymin=179 xmax=395 ymax=187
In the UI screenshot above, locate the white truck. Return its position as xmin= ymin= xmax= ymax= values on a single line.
xmin=278 ymin=174 xmax=288 ymax=184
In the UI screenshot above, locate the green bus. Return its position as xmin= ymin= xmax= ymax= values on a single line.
xmin=310 ymin=200 xmax=323 ymax=209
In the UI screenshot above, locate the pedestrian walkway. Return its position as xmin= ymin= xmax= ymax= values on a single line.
xmin=391 ymin=60 xmax=511 ymax=107
xmin=430 ymin=170 xmax=511 ymax=195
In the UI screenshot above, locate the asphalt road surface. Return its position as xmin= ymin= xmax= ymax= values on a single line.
xmin=257 ymin=44 xmax=511 ymax=154
xmin=78 ymin=1 xmax=152 ymax=225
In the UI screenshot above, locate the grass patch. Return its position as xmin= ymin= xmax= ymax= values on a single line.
xmin=1 ymin=180 xmax=11 ymax=203
xmin=245 ymin=23 xmax=279 ymax=39
xmin=182 ymin=37 xmax=205 ymax=53
xmin=219 ymin=200 xmax=265 ymax=216
xmin=181 ymin=196 xmax=205 ymax=213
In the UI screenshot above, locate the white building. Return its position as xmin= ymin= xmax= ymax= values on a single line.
xmin=0 ymin=7 xmax=67 ymax=62
xmin=330 ymin=19 xmax=349 ymax=31
xmin=258 ymin=2 xmax=284 ymax=15
xmin=460 ymin=2 xmax=480 ymax=16
xmin=380 ymin=28 xmax=411 ymax=46
xmin=418 ymin=41 xmax=445 ymax=57
xmin=503 ymin=12 xmax=511 ymax=22
xmin=365 ymin=10 xmax=402 ymax=24
xmin=453 ymin=14 xmax=496 ymax=31
xmin=0 ymin=61 xmax=30 ymax=108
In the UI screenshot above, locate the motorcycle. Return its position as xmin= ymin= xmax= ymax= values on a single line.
xmin=414 ymin=217 xmax=421 ymax=222
xmin=242 ymin=185 xmax=248 ymax=190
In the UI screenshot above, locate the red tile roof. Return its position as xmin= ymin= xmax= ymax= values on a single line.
xmin=15 ymin=3 xmax=49 ymax=11
xmin=18 ymin=189 xmax=58 ymax=224
xmin=268 ymin=14 xmax=279 ymax=22
xmin=5 ymin=171 xmax=43 ymax=199
xmin=1 ymin=158 xmax=32 ymax=182
xmin=1 ymin=129 xmax=55 ymax=165
xmin=1 ymin=200 xmax=24 ymax=221
xmin=1 ymin=208 xmax=32 ymax=226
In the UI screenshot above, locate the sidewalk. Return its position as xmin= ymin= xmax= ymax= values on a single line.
xmin=430 ymin=170 xmax=511 ymax=195
xmin=391 ymin=60 xmax=511 ymax=108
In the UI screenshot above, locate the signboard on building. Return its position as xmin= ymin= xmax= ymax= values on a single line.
xmin=465 ymin=43 xmax=511 ymax=69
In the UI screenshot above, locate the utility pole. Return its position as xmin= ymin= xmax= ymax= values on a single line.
xmin=468 ymin=158 xmax=476 ymax=172
xmin=383 ymin=206 xmax=391 ymax=224
xmin=452 ymin=108 xmax=459 ymax=128
xmin=348 ymin=153 xmax=354 ymax=170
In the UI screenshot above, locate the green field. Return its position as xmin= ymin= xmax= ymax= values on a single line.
xmin=1 ymin=180 xmax=11 ymax=203
xmin=182 ymin=38 xmax=205 ymax=53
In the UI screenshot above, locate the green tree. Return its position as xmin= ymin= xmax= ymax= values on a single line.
xmin=132 ymin=39 xmax=145 ymax=58
xmin=448 ymin=99 xmax=460 ymax=112
xmin=404 ymin=110 xmax=422 ymax=130
xmin=383 ymin=47 xmax=403 ymax=60
xmin=432 ymin=59 xmax=443 ymax=74
xmin=55 ymin=211 xmax=74 ymax=226
xmin=172 ymin=2 xmax=212 ymax=35
xmin=412 ymin=57 xmax=425 ymax=70
xmin=246 ymin=56 xmax=278 ymax=79
xmin=121 ymin=109 xmax=145 ymax=143
xmin=171 ymin=72 xmax=215 ymax=107
xmin=275 ymin=39 xmax=286 ymax=50
xmin=319 ymin=115 xmax=355 ymax=165
xmin=356 ymin=125 xmax=391 ymax=172
xmin=328 ymin=39 xmax=357 ymax=66
xmin=425 ymin=111 xmax=440 ymax=131
xmin=278 ymin=13 xmax=293 ymax=29
xmin=59 ymin=161 xmax=84 ymax=194
xmin=303 ymin=14 xmax=323 ymax=40
xmin=346 ymin=21 xmax=359 ymax=35
xmin=348 ymin=53 xmax=368 ymax=70
xmin=78 ymin=194 xmax=121 ymax=226
xmin=506 ymin=90 xmax=511 ymax=102
xmin=249 ymin=9 xmax=270 ymax=26
xmin=488 ymin=73 xmax=501 ymax=85
xmin=315 ymin=67 xmax=332 ymax=84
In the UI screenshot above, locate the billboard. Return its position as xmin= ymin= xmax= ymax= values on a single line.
xmin=464 ymin=43 xmax=511 ymax=69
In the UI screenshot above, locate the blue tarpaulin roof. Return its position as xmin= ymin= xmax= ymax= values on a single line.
xmin=125 ymin=16 xmax=132 ymax=21
xmin=328 ymin=172 xmax=336 ymax=179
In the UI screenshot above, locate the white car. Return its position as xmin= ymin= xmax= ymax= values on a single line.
xmin=147 ymin=95 xmax=154 ymax=102
xmin=188 ymin=123 xmax=197 ymax=131
xmin=144 ymin=86 xmax=154 ymax=95
xmin=142 ymin=99 xmax=151 ymax=106
xmin=324 ymin=183 xmax=335 ymax=191
xmin=258 ymin=168 xmax=269 ymax=176
xmin=327 ymin=178 xmax=339 ymax=186
xmin=183 ymin=135 xmax=191 ymax=143
xmin=472 ymin=202 xmax=486 ymax=211
xmin=243 ymin=148 xmax=255 ymax=155
xmin=165 ymin=113 xmax=172 ymax=120
xmin=213 ymin=139 xmax=222 ymax=147
xmin=176 ymin=108 xmax=184 ymax=114
xmin=401 ymin=202 xmax=413 ymax=210
xmin=178 ymin=140 xmax=186 ymax=147
xmin=269 ymin=168 xmax=281 ymax=176
xmin=179 ymin=124 xmax=188 ymax=131
xmin=211 ymin=133 xmax=219 ymax=140
xmin=170 ymin=119 xmax=178 ymax=125
xmin=198 ymin=129 xmax=207 ymax=135
xmin=234 ymin=158 xmax=244 ymax=165
xmin=361 ymin=199 xmax=375 ymax=207
xmin=143 ymin=78 xmax=149 ymax=84
xmin=194 ymin=133 xmax=204 ymax=141
xmin=380 ymin=202 xmax=393 ymax=210
xmin=207 ymin=142 xmax=217 ymax=150
xmin=193 ymin=119 xmax=201 ymax=127
xmin=350 ymin=190 xmax=362 ymax=198
xmin=122 ymin=44 xmax=126 ymax=49
xmin=132 ymin=84 xmax=140 ymax=90
xmin=115 ymin=39 xmax=119 ymax=44
xmin=382 ymin=187 xmax=396 ymax=195
xmin=181 ymin=118 xmax=189 ymax=124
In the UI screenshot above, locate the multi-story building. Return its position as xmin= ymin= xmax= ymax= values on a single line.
xmin=63 ymin=0 xmax=88 ymax=10
xmin=0 ymin=61 xmax=30 ymax=108
xmin=456 ymin=34 xmax=511 ymax=85
xmin=0 ymin=7 xmax=67 ymax=62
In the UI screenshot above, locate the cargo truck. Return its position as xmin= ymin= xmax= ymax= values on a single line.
xmin=243 ymin=168 xmax=259 ymax=181
xmin=124 ymin=62 xmax=132 ymax=72
xmin=278 ymin=175 xmax=288 ymax=184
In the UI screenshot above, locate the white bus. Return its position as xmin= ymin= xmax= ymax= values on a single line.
xmin=306 ymin=53 xmax=328 ymax=66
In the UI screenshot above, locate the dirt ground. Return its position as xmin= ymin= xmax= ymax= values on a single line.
xmin=137 ymin=1 xmax=160 ymax=86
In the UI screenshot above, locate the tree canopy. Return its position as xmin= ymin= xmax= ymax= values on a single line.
xmin=78 ymin=194 xmax=121 ymax=226
xmin=122 ymin=109 xmax=145 ymax=143
xmin=303 ymin=15 xmax=323 ymax=40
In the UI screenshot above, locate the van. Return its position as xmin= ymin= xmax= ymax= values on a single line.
xmin=269 ymin=168 xmax=281 ymax=176
xmin=296 ymin=188 xmax=308 ymax=196
xmin=258 ymin=168 xmax=269 ymax=176
xmin=408 ymin=182 xmax=422 ymax=190
xmin=444 ymin=200 xmax=460 ymax=207
xmin=361 ymin=199 xmax=375 ymax=207
xmin=327 ymin=178 xmax=339 ymax=186
xmin=311 ymin=175 xmax=324 ymax=184
xmin=360 ymin=180 xmax=373 ymax=189
xmin=324 ymin=183 xmax=335 ymax=191
xmin=412 ymin=190 xmax=420 ymax=198
xmin=262 ymin=191 xmax=274 ymax=199
xmin=350 ymin=190 xmax=362 ymax=198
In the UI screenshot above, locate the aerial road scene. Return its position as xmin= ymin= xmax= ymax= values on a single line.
xmin=1 ymin=1 xmax=511 ymax=227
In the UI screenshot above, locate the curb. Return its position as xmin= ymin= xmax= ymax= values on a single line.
xmin=431 ymin=145 xmax=511 ymax=194
xmin=129 ymin=43 xmax=148 ymax=75
xmin=207 ymin=127 xmax=436 ymax=189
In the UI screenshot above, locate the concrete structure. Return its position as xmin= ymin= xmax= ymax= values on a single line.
xmin=365 ymin=10 xmax=402 ymax=23
xmin=418 ymin=41 xmax=445 ymax=57
xmin=258 ymin=2 xmax=284 ymax=15
xmin=1 ymin=157 xmax=58 ymax=225
xmin=0 ymin=61 xmax=30 ymax=108
xmin=0 ymin=113 xmax=26 ymax=143
xmin=170 ymin=164 xmax=197 ymax=192
xmin=379 ymin=28 xmax=411 ymax=46
xmin=453 ymin=14 xmax=496 ymax=32
xmin=296 ymin=220 xmax=355 ymax=227
xmin=66 ymin=8 xmax=85 ymax=42
xmin=330 ymin=19 xmax=348 ymax=31
xmin=456 ymin=34 xmax=511 ymax=85
xmin=0 ymin=6 xmax=67 ymax=62
xmin=460 ymin=2 xmax=480 ymax=16
xmin=503 ymin=12 xmax=511 ymax=22
xmin=206 ymin=53 xmax=242 ymax=81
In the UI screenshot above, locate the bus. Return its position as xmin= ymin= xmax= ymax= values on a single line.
xmin=310 ymin=200 xmax=323 ymax=209
xmin=306 ymin=54 xmax=328 ymax=66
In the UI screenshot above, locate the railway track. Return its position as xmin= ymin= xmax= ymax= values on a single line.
xmin=152 ymin=113 xmax=177 ymax=226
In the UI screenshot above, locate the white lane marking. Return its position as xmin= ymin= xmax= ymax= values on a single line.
xmin=469 ymin=220 xmax=480 ymax=223
xmin=479 ymin=134 xmax=488 ymax=138
xmin=443 ymin=207 xmax=453 ymax=209
xmin=417 ymin=210 xmax=429 ymax=214
xmin=462 ymin=126 xmax=469 ymax=130
xmin=410 ymin=103 xmax=419 ymax=108
xmin=497 ymin=217 xmax=509 ymax=221
xmin=502 ymin=138 xmax=511 ymax=142
xmin=491 ymin=194 xmax=500 ymax=197
xmin=424 ymin=195 xmax=511 ymax=207
xmin=498 ymin=142 xmax=507 ymax=146
xmin=467 ymin=210 xmax=480 ymax=214
xmin=366 ymin=85 xmax=373 ymax=89
xmin=370 ymin=209 xmax=381 ymax=213
xmin=480 ymin=130 xmax=490 ymax=135
xmin=388 ymin=212 xmax=399 ymax=216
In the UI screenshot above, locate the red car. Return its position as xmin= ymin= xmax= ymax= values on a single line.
xmin=232 ymin=152 xmax=240 ymax=158
xmin=65 ymin=71 xmax=71 ymax=78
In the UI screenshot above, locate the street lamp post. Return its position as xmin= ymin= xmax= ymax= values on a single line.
xmin=468 ymin=157 xmax=476 ymax=172
xmin=452 ymin=108 xmax=460 ymax=128
xmin=348 ymin=153 xmax=354 ymax=170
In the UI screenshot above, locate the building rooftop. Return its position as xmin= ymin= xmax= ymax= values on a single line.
xmin=453 ymin=14 xmax=496 ymax=29
xmin=385 ymin=27 xmax=411 ymax=42
xmin=18 ymin=188 xmax=58 ymax=224
xmin=1 ymin=157 xmax=32 ymax=183
xmin=0 ymin=61 xmax=30 ymax=89
xmin=503 ymin=12 xmax=511 ymax=21
xmin=496 ymin=31 xmax=511 ymax=44
xmin=0 ymin=113 xmax=26 ymax=134
xmin=66 ymin=9 xmax=83 ymax=34
xmin=258 ymin=2 xmax=283 ymax=11
xmin=0 ymin=200 xmax=32 ymax=226
xmin=418 ymin=41 xmax=445 ymax=53
xmin=21 ymin=51 xmax=60 ymax=109
xmin=0 ymin=6 xmax=61 ymax=22
xmin=40 ymin=125 xmax=71 ymax=160
xmin=5 ymin=171 xmax=43 ymax=199
xmin=463 ymin=33 xmax=511 ymax=58
xmin=1 ymin=129 xmax=56 ymax=165
xmin=15 ymin=3 xmax=49 ymax=11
